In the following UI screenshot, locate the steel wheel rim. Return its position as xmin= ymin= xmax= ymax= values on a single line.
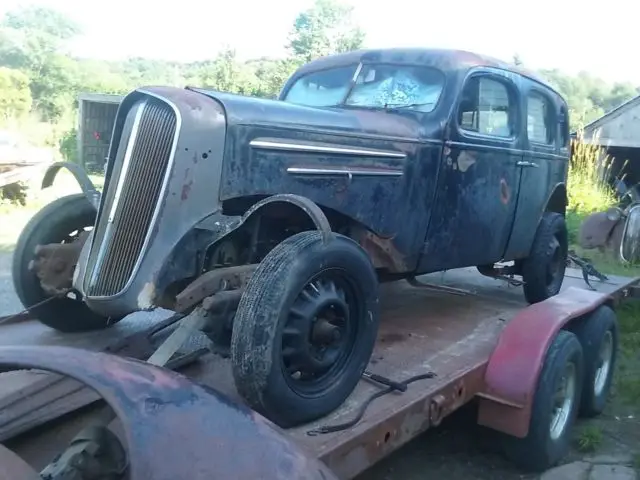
xmin=280 ymin=268 xmax=361 ymax=397
xmin=594 ymin=330 xmax=613 ymax=397
xmin=550 ymin=362 xmax=577 ymax=440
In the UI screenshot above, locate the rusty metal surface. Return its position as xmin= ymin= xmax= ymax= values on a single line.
xmin=29 ymin=230 xmax=90 ymax=296
xmin=188 ymin=278 xmax=511 ymax=479
xmin=0 ymin=444 xmax=39 ymax=480
xmin=174 ymin=264 xmax=256 ymax=312
xmin=0 ymin=346 xmax=337 ymax=480
xmin=3 ymin=268 xmax=638 ymax=479
xmin=477 ymin=281 xmax=638 ymax=439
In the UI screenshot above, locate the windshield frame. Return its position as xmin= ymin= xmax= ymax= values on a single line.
xmin=282 ymin=62 xmax=447 ymax=114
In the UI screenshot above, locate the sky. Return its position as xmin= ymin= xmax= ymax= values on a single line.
xmin=1 ymin=0 xmax=638 ymax=84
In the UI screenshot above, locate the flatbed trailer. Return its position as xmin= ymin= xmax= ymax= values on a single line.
xmin=0 ymin=267 xmax=637 ymax=479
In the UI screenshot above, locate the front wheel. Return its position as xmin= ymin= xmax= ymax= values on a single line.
xmin=521 ymin=212 xmax=568 ymax=304
xmin=231 ymin=231 xmax=380 ymax=428
xmin=12 ymin=194 xmax=118 ymax=332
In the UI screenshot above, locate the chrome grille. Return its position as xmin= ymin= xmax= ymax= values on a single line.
xmin=85 ymin=97 xmax=177 ymax=297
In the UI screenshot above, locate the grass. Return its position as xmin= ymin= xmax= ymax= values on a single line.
xmin=576 ymin=425 xmax=604 ymax=453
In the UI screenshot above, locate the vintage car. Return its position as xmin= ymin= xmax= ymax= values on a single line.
xmin=13 ymin=48 xmax=570 ymax=427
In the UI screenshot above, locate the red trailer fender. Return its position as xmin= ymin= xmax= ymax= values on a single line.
xmin=477 ymin=287 xmax=612 ymax=438
xmin=0 ymin=346 xmax=336 ymax=480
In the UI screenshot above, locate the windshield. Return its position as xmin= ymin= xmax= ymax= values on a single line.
xmin=284 ymin=63 xmax=445 ymax=113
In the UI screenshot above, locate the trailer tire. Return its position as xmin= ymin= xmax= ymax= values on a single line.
xmin=522 ymin=212 xmax=568 ymax=304
xmin=503 ymin=330 xmax=584 ymax=472
xmin=572 ymin=305 xmax=618 ymax=418
xmin=12 ymin=194 xmax=117 ymax=332
xmin=231 ymin=230 xmax=380 ymax=428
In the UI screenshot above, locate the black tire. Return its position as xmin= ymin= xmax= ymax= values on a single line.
xmin=522 ymin=212 xmax=568 ymax=304
xmin=12 ymin=194 xmax=117 ymax=332
xmin=572 ymin=305 xmax=618 ymax=417
xmin=231 ymin=231 xmax=380 ymax=428
xmin=503 ymin=330 xmax=584 ymax=472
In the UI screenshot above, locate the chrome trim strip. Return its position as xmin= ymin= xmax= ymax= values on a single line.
xmin=287 ymin=166 xmax=403 ymax=177
xmin=87 ymin=101 xmax=146 ymax=291
xmin=87 ymin=90 xmax=182 ymax=299
xmin=250 ymin=139 xmax=407 ymax=159
xmin=108 ymin=102 xmax=146 ymax=223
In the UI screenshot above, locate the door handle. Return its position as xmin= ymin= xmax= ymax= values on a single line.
xmin=517 ymin=161 xmax=539 ymax=168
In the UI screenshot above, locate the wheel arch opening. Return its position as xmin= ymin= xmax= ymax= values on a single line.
xmin=545 ymin=184 xmax=568 ymax=216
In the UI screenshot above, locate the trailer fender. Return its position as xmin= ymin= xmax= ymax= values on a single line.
xmin=41 ymin=161 xmax=100 ymax=209
xmin=477 ymin=287 xmax=610 ymax=438
xmin=0 ymin=346 xmax=336 ymax=480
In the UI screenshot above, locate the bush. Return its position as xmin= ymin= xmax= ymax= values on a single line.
xmin=567 ymin=129 xmax=617 ymax=216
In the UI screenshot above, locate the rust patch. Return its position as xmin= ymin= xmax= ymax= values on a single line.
xmin=357 ymin=229 xmax=407 ymax=273
xmin=499 ymin=178 xmax=510 ymax=205
xmin=457 ymin=151 xmax=476 ymax=173
xmin=29 ymin=230 xmax=90 ymax=296
xmin=175 ymin=264 xmax=257 ymax=312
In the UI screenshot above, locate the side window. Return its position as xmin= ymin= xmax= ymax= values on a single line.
xmin=527 ymin=92 xmax=555 ymax=145
xmin=458 ymin=76 xmax=514 ymax=138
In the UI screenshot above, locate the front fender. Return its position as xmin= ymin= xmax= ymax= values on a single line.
xmin=41 ymin=161 xmax=100 ymax=209
xmin=0 ymin=346 xmax=336 ymax=480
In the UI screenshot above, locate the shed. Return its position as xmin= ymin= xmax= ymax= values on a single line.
xmin=77 ymin=93 xmax=124 ymax=173
xmin=582 ymin=94 xmax=640 ymax=186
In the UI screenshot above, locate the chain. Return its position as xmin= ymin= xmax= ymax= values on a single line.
xmin=0 ymin=290 xmax=70 ymax=326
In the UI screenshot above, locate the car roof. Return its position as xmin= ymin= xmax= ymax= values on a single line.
xmin=291 ymin=48 xmax=562 ymax=101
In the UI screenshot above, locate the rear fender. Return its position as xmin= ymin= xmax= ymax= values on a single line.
xmin=41 ymin=161 xmax=100 ymax=209
xmin=477 ymin=287 xmax=611 ymax=438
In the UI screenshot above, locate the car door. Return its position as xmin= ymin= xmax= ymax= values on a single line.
xmin=418 ymin=68 xmax=524 ymax=273
xmin=503 ymin=86 xmax=565 ymax=260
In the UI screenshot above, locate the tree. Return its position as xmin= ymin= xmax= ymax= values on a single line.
xmin=0 ymin=6 xmax=82 ymax=120
xmin=0 ymin=67 xmax=31 ymax=119
xmin=288 ymin=0 xmax=365 ymax=63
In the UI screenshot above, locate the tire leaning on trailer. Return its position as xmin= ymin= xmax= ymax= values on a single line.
xmin=11 ymin=194 xmax=118 ymax=332
xmin=502 ymin=329 xmax=584 ymax=472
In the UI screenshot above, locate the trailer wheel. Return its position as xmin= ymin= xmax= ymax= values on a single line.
xmin=12 ymin=194 xmax=117 ymax=332
xmin=572 ymin=305 xmax=618 ymax=418
xmin=231 ymin=231 xmax=380 ymax=427
xmin=521 ymin=212 xmax=568 ymax=304
xmin=503 ymin=330 xmax=584 ymax=472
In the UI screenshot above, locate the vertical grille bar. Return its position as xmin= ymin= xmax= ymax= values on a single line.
xmin=86 ymin=97 xmax=177 ymax=297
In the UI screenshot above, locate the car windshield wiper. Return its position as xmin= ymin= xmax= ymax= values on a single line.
xmin=383 ymin=102 xmax=434 ymax=111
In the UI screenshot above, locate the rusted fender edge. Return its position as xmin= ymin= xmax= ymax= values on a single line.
xmin=477 ymin=287 xmax=611 ymax=438
xmin=242 ymin=193 xmax=333 ymax=244
xmin=0 ymin=346 xmax=336 ymax=480
xmin=41 ymin=161 xmax=100 ymax=209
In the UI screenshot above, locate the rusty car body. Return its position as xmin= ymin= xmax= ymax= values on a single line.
xmin=13 ymin=48 xmax=572 ymax=428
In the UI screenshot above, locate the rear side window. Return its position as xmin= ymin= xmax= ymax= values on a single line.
xmin=458 ymin=76 xmax=515 ymax=138
xmin=527 ymin=92 xmax=555 ymax=145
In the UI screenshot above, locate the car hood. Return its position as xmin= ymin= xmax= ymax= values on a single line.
xmin=187 ymin=87 xmax=425 ymax=141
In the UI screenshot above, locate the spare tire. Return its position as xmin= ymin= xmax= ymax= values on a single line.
xmin=12 ymin=194 xmax=120 ymax=332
